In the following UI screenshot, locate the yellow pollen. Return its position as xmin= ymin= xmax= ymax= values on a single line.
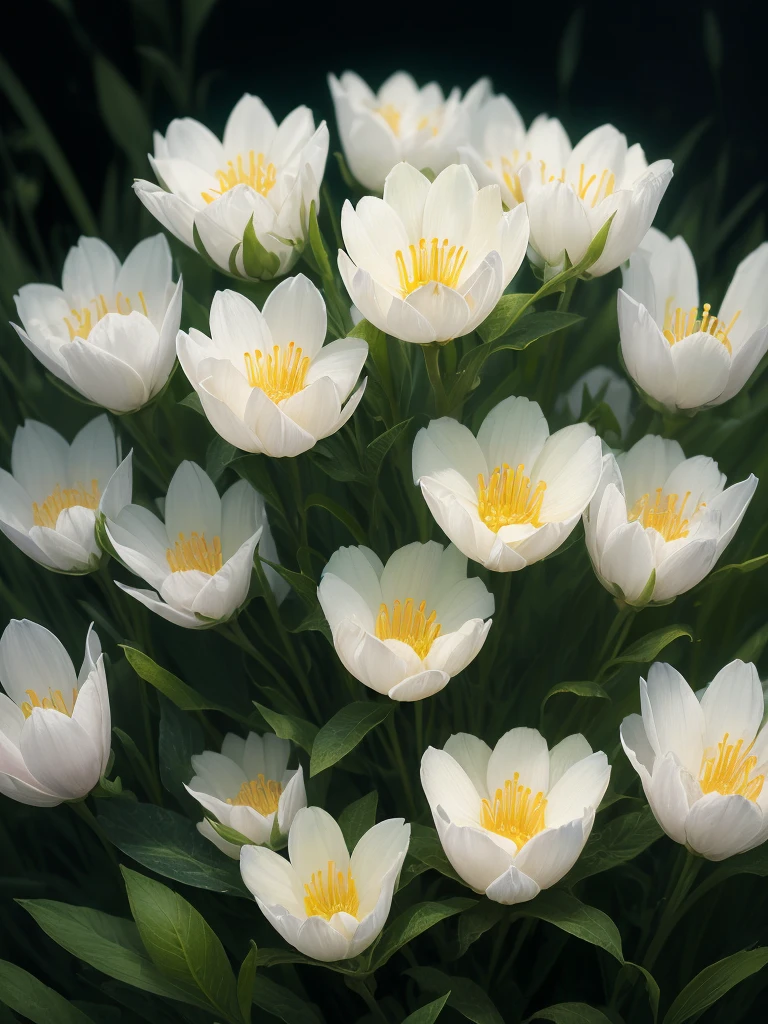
xmin=243 ymin=342 xmax=310 ymax=403
xmin=64 ymin=291 xmax=148 ymax=340
xmin=304 ymin=860 xmax=359 ymax=921
xmin=480 ymin=773 xmax=548 ymax=850
xmin=376 ymin=104 xmax=401 ymax=135
xmin=416 ymin=114 xmax=440 ymax=137
xmin=477 ymin=464 xmax=547 ymax=532
xmin=501 ymin=152 xmax=531 ymax=204
xmin=699 ymin=732 xmax=764 ymax=801
xmin=575 ymin=162 xmax=616 ymax=207
xmin=628 ymin=488 xmax=705 ymax=542
xmin=21 ymin=686 xmax=78 ymax=719
xmin=201 ymin=150 xmax=277 ymax=204
xmin=376 ymin=598 xmax=442 ymax=659
xmin=32 ymin=480 xmax=100 ymax=530
xmin=539 ymin=160 xmax=567 ymax=186
xmin=662 ymin=299 xmax=740 ymax=354
xmin=395 ymin=237 xmax=469 ymax=296
xmin=165 ymin=532 xmax=223 ymax=574
xmin=226 ymin=774 xmax=283 ymax=815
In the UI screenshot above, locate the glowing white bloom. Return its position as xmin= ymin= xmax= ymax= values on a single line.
xmin=518 ymin=124 xmax=673 ymax=277
xmin=0 ymin=416 xmax=131 ymax=574
xmin=12 ymin=236 xmax=181 ymax=413
xmin=620 ymin=231 xmax=768 ymax=412
xmin=339 ymin=163 xmax=529 ymax=344
xmin=584 ymin=435 xmax=757 ymax=605
xmin=186 ymin=732 xmax=305 ymax=858
xmin=622 ymin=660 xmax=768 ymax=860
xmin=421 ymin=729 xmax=610 ymax=904
xmin=105 ymin=460 xmax=283 ymax=628
xmin=329 ymin=71 xmax=489 ymax=192
xmin=134 ymin=95 xmax=328 ymax=280
xmin=559 ymin=366 xmax=633 ymax=438
xmin=177 ymin=275 xmax=367 ymax=458
xmin=458 ymin=94 xmax=570 ymax=209
xmin=240 ymin=806 xmax=410 ymax=962
xmin=318 ymin=541 xmax=493 ymax=702
xmin=413 ymin=395 xmax=602 ymax=571
xmin=0 ymin=620 xmax=110 ymax=806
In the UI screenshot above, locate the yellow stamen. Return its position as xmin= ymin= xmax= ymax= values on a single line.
xmin=395 ymin=237 xmax=469 ymax=296
xmin=166 ymin=532 xmax=223 ymax=574
xmin=376 ymin=104 xmax=401 ymax=135
xmin=243 ymin=342 xmax=310 ymax=403
xmin=201 ymin=151 xmax=276 ymax=204
xmin=700 ymin=732 xmax=765 ymax=801
xmin=500 ymin=152 xmax=531 ymax=204
xmin=477 ymin=464 xmax=547 ymax=532
xmin=32 ymin=480 xmax=100 ymax=530
xmin=21 ymin=686 xmax=78 ymax=719
xmin=628 ymin=488 xmax=705 ymax=542
xmin=303 ymin=860 xmax=359 ymax=920
xmin=376 ymin=598 xmax=442 ymax=658
xmin=480 ymin=773 xmax=548 ymax=850
xmin=662 ymin=298 xmax=739 ymax=354
xmin=64 ymin=291 xmax=148 ymax=340
xmin=574 ymin=162 xmax=615 ymax=207
xmin=226 ymin=774 xmax=283 ymax=815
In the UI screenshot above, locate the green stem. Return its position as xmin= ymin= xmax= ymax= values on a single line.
xmin=347 ymin=978 xmax=389 ymax=1023
xmin=593 ymin=602 xmax=636 ymax=678
xmin=69 ymin=800 xmax=119 ymax=868
xmin=386 ymin=713 xmax=416 ymax=818
xmin=641 ymin=849 xmax=703 ymax=971
xmin=218 ymin=620 xmax=290 ymax=691
xmin=423 ymin=343 xmax=448 ymax=416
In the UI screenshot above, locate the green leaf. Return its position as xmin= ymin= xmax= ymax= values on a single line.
xmin=365 ymin=419 xmax=412 ymax=477
xmin=254 ymin=702 xmax=317 ymax=755
xmin=308 ymin=199 xmax=333 ymax=283
xmin=403 ymin=994 xmax=451 ymax=1023
xmin=406 ymin=966 xmax=504 ymax=1024
xmin=700 ymin=553 xmax=768 ymax=586
xmin=528 ymin=1004 xmax=613 ymax=1024
xmin=242 ymin=214 xmax=280 ymax=280
xmin=304 ymin=492 xmax=367 ymax=544
xmin=261 ymin=557 xmax=317 ymax=608
xmin=251 ymin=974 xmax=323 ymax=1024
xmin=206 ymin=434 xmax=240 ymax=484
xmin=406 ymin=823 xmax=463 ymax=884
xmin=158 ymin=697 xmax=204 ymax=805
xmin=0 ymin=960 xmax=96 ymax=1024
xmin=370 ymin=898 xmax=476 ymax=970
xmin=237 ymin=945 xmax=258 ymax=1024
xmin=310 ymin=701 xmax=393 ymax=776
xmin=179 ymin=390 xmax=205 ymax=416
xmin=122 ymin=867 xmax=241 ymax=1023
xmin=520 ymin=890 xmax=623 ymax=962
xmin=206 ymin=817 xmax=254 ymax=850
xmin=566 ymin=807 xmax=664 ymax=885
xmin=477 ymin=293 xmax=535 ymax=343
xmin=605 ymin=625 xmax=693 ymax=668
xmin=98 ymin=801 xmax=248 ymax=896
xmin=93 ymin=55 xmax=151 ymax=169
xmin=541 ymin=680 xmax=609 ymax=713
xmin=456 ymin=901 xmax=507 ymax=957
xmin=663 ymin=948 xmax=768 ymax=1024
xmin=338 ymin=791 xmax=378 ymax=852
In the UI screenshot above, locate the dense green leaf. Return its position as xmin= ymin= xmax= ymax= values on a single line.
xmin=566 ymin=807 xmax=664 ymax=885
xmin=254 ymin=701 xmax=318 ymax=755
xmin=261 ymin=557 xmax=317 ymax=608
xmin=403 ymin=994 xmax=451 ymax=1023
xmin=93 ymin=55 xmax=151 ymax=168
xmin=365 ymin=419 xmax=412 ymax=476
xmin=477 ymin=293 xmax=535 ymax=343
xmin=528 ymin=1004 xmax=613 ymax=1023
xmin=406 ymin=823 xmax=463 ymax=884
xmin=310 ymin=701 xmax=393 ymax=776
xmin=304 ymin=492 xmax=367 ymax=544
xmin=251 ymin=974 xmax=323 ymax=1024
xmin=605 ymin=625 xmax=693 ymax=668
xmin=158 ymin=697 xmax=204 ymax=805
xmin=0 ymin=960 xmax=96 ymax=1024
xmin=663 ymin=948 xmax=768 ymax=1024
xmin=700 ymin=553 xmax=768 ymax=586
xmin=520 ymin=890 xmax=623 ymax=962
xmin=338 ymin=791 xmax=378 ymax=852
xmin=371 ymin=898 xmax=476 ymax=970
xmin=541 ymin=680 xmax=609 ymax=713
xmin=406 ymin=966 xmax=504 ymax=1023
xmin=237 ymin=945 xmax=258 ymax=1024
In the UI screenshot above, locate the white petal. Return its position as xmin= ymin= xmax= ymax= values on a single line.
xmin=487 ymin=727 xmax=550 ymax=798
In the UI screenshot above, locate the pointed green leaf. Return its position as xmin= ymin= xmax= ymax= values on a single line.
xmin=253 ymin=702 xmax=317 ymax=755
xmin=371 ymin=898 xmax=476 ymax=970
xmin=403 ymin=993 xmax=451 ymax=1023
xmin=605 ymin=625 xmax=693 ymax=668
xmin=663 ymin=948 xmax=768 ymax=1024
xmin=310 ymin=701 xmax=393 ymax=776
xmin=477 ymin=293 xmax=535 ymax=343
xmin=541 ymin=680 xmax=609 ymax=713
xmin=237 ymin=944 xmax=258 ymax=1024
xmin=242 ymin=214 xmax=280 ymax=279
xmin=520 ymin=890 xmax=623 ymax=962
xmin=365 ymin=419 xmax=413 ymax=477
xmin=406 ymin=966 xmax=504 ymax=1023
xmin=338 ymin=791 xmax=378 ymax=852
xmin=304 ymin=492 xmax=367 ymax=544
xmin=528 ymin=1004 xmax=613 ymax=1023
xmin=0 ymin=960 xmax=96 ymax=1024
xmin=566 ymin=807 xmax=664 ymax=885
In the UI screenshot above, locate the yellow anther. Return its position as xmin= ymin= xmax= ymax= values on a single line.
xmin=628 ymin=489 xmax=705 ymax=543
xmin=477 ymin=464 xmax=547 ymax=532
xmin=243 ymin=342 xmax=310 ymax=403
xmin=303 ymin=861 xmax=359 ymax=920
xmin=376 ymin=598 xmax=442 ymax=659
xmin=201 ymin=151 xmax=277 ymax=203
xmin=700 ymin=732 xmax=764 ymax=801
xmin=64 ymin=290 xmax=149 ymax=340
xmin=32 ymin=480 xmax=100 ymax=530
xmin=226 ymin=774 xmax=283 ymax=815
xmin=376 ymin=104 xmax=401 ymax=135
xmin=21 ymin=686 xmax=78 ymax=719
xmin=166 ymin=532 xmax=223 ymax=575
xmin=480 ymin=773 xmax=548 ymax=850
xmin=662 ymin=298 xmax=740 ymax=354
xmin=394 ymin=237 xmax=469 ymax=296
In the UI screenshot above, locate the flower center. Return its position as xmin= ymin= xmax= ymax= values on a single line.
xmin=395 ymin=238 xmax=469 ymax=296
xmin=226 ymin=773 xmax=283 ymax=815
xmin=304 ymin=861 xmax=359 ymax=920
xmin=244 ymin=342 xmax=310 ymax=403
xmin=32 ymin=480 xmax=100 ymax=529
xmin=500 ymin=152 xmax=531 ymax=204
xmin=480 ymin=773 xmax=548 ymax=850
xmin=375 ymin=598 xmax=442 ymax=658
xmin=627 ymin=488 xmax=705 ymax=542
xmin=477 ymin=464 xmax=547 ymax=532
xmin=662 ymin=299 xmax=740 ymax=354
xmin=699 ymin=732 xmax=765 ymax=801
xmin=376 ymin=104 xmax=401 ymax=135
xmin=201 ymin=151 xmax=277 ymax=203
xmin=539 ymin=161 xmax=615 ymax=208
xmin=63 ymin=292 xmax=148 ymax=341
xmin=21 ymin=686 xmax=78 ymax=719
xmin=166 ymin=532 xmax=223 ymax=574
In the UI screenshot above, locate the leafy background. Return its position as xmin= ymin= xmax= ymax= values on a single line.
xmin=1 ymin=2 xmax=768 ymax=1022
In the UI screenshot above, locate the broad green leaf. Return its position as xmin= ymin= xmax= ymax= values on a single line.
xmin=700 ymin=553 xmax=768 ymax=586
xmin=307 ymin=200 xmax=333 ymax=283
xmin=541 ymin=680 xmax=609 ymax=713
xmin=206 ymin=435 xmax=240 ymax=484
xmin=663 ymin=948 xmax=768 ymax=1024
xmin=261 ymin=556 xmax=317 ymax=608
xmin=477 ymin=293 xmax=535 ymax=343
xmin=179 ymin=390 xmax=205 ymax=416
xmin=520 ymin=890 xmax=623 ymax=962
xmin=252 ymin=974 xmax=323 ymax=1024
xmin=605 ymin=625 xmax=693 ymax=668
xmin=158 ymin=697 xmax=204 ymax=805
xmin=254 ymin=702 xmax=317 ymax=755
xmin=237 ymin=945 xmax=258 ymax=1024
xmin=456 ymin=901 xmax=506 ymax=957
xmin=403 ymin=994 xmax=451 ymax=1023
xmin=0 ymin=960 xmax=96 ymax=1024
xmin=304 ymin=492 xmax=367 ymax=544
xmin=406 ymin=966 xmax=504 ymax=1024
xmin=371 ymin=898 xmax=476 ymax=970
xmin=365 ymin=419 xmax=413 ymax=477
xmin=242 ymin=214 xmax=280 ymax=279
xmin=290 ymin=603 xmax=333 ymax=644
xmin=310 ymin=701 xmax=393 ymax=776
xmin=620 ymin=963 xmax=660 ymax=1022
xmin=339 ymin=791 xmax=378 ymax=852
xmin=566 ymin=807 xmax=664 ymax=885
xmin=93 ymin=55 xmax=151 ymax=169
xmin=528 ymin=1004 xmax=613 ymax=1024
xmin=406 ymin=822 xmax=463 ymax=884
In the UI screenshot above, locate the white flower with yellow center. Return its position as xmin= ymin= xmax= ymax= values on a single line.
xmin=412 ymin=395 xmax=602 ymax=571
xmin=457 ymin=93 xmax=571 ymax=208
xmin=328 ymin=71 xmax=489 ymax=192
xmin=185 ymin=731 xmax=306 ymax=858
xmin=177 ymin=275 xmax=368 ymax=458
xmin=12 ymin=236 xmax=182 ymax=413
xmin=0 ymin=620 xmax=110 ymax=806
xmin=104 ymin=460 xmax=284 ymax=628
xmin=517 ymin=124 xmax=673 ymax=278
xmin=584 ymin=435 xmax=757 ymax=605
xmin=421 ymin=728 xmax=610 ymax=904
xmin=240 ymin=806 xmax=410 ymax=962
xmin=622 ymin=660 xmax=768 ymax=860
xmin=339 ymin=162 xmax=529 ymax=345
xmin=317 ymin=541 xmax=494 ymax=702
xmin=620 ymin=230 xmax=768 ymax=412
xmin=134 ymin=95 xmax=328 ymax=280
xmin=0 ymin=415 xmax=131 ymax=574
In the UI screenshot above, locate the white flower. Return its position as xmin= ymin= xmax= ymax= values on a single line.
xmin=186 ymin=731 xmax=306 ymax=858
xmin=12 ymin=236 xmax=182 ymax=413
xmin=177 ymin=275 xmax=367 ymax=458
xmin=0 ymin=415 xmax=131 ymax=574
xmin=339 ymin=162 xmax=529 ymax=344
xmin=318 ymin=541 xmax=493 ymax=702
xmin=559 ymin=366 xmax=633 ymax=439
xmin=421 ymin=728 xmax=610 ymax=904
xmin=620 ymin=230 xmax=768 ymax=412
xmin=458 ymin=93 xmax=570 ymax=209
xmin=0 ymin=620 xmax=110 ymax=806
xmin=104 ymin=460 xmax=282 ymax=628
xmin=518 ymin=124 xmax=673 ymax=277
xmin=412 ymin=395 xmax=603 ymax=571
xmin=134 ymin=95 xmax=328 ymax=280
xmin=584 ymin=435 xmax=757 ymax=605
xmin=329 ymin=71 xmax=489 ymax=192
xmin=622 ymin=660 xmax=768 ymax=860
xmin=240 ymin=806 xmax=410 ymax=962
